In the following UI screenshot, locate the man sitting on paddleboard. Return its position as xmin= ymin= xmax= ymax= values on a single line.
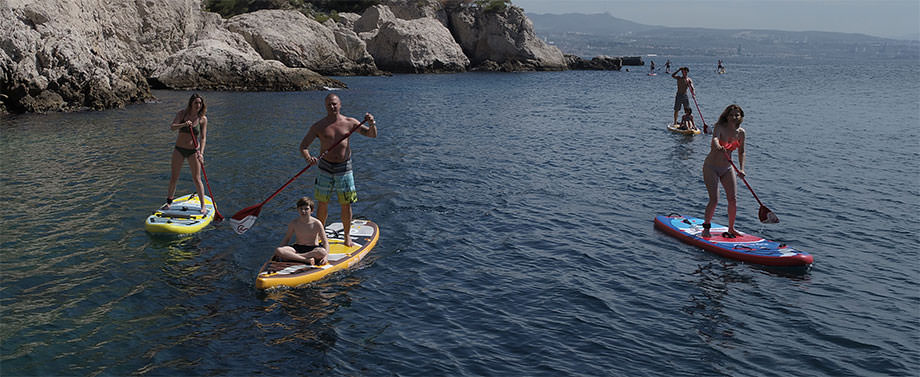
xmin=671 ymin=67 xmax=692 ymax=126
xmin=300 ymin=94 xmax=377 ymax=247
xmin=274 ymin=197 xmax=329 ymax=265
xmin=701 ymin=104 xmax=746 ymax=238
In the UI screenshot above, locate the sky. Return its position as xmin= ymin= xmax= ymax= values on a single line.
xmin=512 ymin=0 xmax=920 ymax=39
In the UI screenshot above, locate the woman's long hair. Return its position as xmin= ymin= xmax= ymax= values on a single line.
xmin=715 ymin=104 xmax=743 ymax=127
xmin=185 ymin=93 xmax=207 ymax=117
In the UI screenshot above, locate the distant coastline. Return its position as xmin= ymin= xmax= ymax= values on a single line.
xmin=527 ymin=12 xmax=920 ymax=60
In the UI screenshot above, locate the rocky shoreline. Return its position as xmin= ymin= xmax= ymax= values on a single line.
xmin=0 ymin=0 xmax=616 ymax=114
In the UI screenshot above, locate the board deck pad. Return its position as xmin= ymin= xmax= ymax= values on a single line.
xmin=145 ymin=194 xmax=214 ymax=234
xmin=654 ymin=214 xmax=812 ymax=266
xmin=256 ymin=219 xmax=379 ymax=289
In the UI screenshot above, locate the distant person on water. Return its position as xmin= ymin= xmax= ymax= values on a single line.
xmin=164 ymin=93 xmax=208 ymax=213
xmin=300 ymin=93 xmax=377 ymax=247
xmin=717 ymin=60 xmax=726 ymax=74
xmin=701 ymin=104 xmax=746 ymax=238
xmin=671 ymin=67 xmax=692 ymax=125
xmin=650 ymin=60 xmax=656 ymax=73
xmin=665 ymin=59 xmax=671 ymax=73
xmin=274 ymin=197 xmax=329 ymax=265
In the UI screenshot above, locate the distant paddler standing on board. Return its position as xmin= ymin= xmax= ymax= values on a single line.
xmin=665 ymin=59 xmax=671 ymax=74
xmin=300 ymin=94 xmax=377 ymax=246
xmin=671 ymin=67 xmax=692 ymax=125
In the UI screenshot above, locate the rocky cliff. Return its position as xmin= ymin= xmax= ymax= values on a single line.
xmin=0 ymin=0 xmax=565 ymax=114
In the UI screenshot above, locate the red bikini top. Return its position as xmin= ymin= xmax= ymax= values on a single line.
xmin=720 ymin=140 xmax=740 ymax=151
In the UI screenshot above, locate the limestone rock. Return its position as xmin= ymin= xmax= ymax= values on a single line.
xmin=449 ymin=5 xmax=566 ymax=71
xmin=358 ymin=5 xmax=468 ymax=73
xmin=0 ymin=0 xmax=344 ymax=114
xmin=354 ymin=5 xmax=397 ymax=34
xmin=151 ymin=36 xmax=344 ymax=91
xmin=224 ymin=10 xmax=374 ymax=76
xmin=0 ymin=1 xmax=157 ymax=112
xmin=383 ymin=0 xmax=448 ymax=26
xmin=565 ymin=54 xmax=623 ymax=71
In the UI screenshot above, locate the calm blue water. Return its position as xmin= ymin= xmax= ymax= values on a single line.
xmin=2 ymin=56 xmax=918 ymax=376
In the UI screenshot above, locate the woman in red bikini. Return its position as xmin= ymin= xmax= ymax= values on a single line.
xmin=701 ymin=104 xmax=745 ymax=238
xmin=164 ymin=94 xmax=208 ymax=213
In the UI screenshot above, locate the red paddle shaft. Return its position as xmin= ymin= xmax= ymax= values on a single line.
xmin=188 ymin=122 xmax=223 ymax=221
xmin=254 ymin=119 xmax=366 ymax=209
xmin=722 ymin=151 xmax=765 ymax=207
xmin=689 ymin=83 xmax=709 ymax=134
xmin=229 ymin=119 xmax=368 ymax=234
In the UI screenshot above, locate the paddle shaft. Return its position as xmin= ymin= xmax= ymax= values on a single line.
xmin=722 ymin=150 xmax=766 ymax=207
xmin=689 ymin=83 xmax=709 ymax=132
xmin=188 ymin=122 xmax=223 ymax=220
xmin=252 ymin=119 xmax=368 ymax=208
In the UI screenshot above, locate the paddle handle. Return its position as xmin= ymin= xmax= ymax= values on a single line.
xmin=256 ymin=119 xmax=368 ymax=207
xmin=722 ymin=150 xmax=765 ymax=207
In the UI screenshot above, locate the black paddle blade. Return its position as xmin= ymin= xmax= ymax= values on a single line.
xmin=759 ymin=206 xmax=779 ymax=224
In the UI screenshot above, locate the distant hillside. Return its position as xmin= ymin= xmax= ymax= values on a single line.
xmin=527 ymin=12 xmax=658 ymax=36
xmin=526 ymin=12 xmax=919 ymax=60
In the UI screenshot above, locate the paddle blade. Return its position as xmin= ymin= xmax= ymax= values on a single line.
xmin=230 ymin=205 xmax=262 ymax=234
xmin=759 ymin=206 xmax=779 ymax=224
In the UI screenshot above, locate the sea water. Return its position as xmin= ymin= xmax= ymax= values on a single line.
xmin=1 ymin=56 xmax=918 ymax=376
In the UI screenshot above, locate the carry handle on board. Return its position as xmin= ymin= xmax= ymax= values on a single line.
xmin=229 ymin=119 xmax=368 ymax=235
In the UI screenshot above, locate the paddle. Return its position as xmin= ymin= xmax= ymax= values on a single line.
xmin=688 ymin=83 xmax=710 ymax=134
xmin=722 ymin=150 xmax=779 ymax=224
xmin=189 ymin=123 xmax=223 ymax=222
xmin=229 ymin=119 xmax=367 ymax=235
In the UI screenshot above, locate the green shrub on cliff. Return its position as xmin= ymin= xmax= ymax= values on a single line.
xmin=477 ymin=0 xmax=510 ymax=12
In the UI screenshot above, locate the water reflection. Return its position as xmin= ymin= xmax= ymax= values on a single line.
xmin=683 ymin=261 xmax=749 ymax=347
xmin=255 ymin=276 xmax=365 ymax=351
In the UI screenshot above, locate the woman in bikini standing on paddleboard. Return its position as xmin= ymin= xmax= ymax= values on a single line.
xmin=164 ymin=93 xmax=209 ymax=213
xmin=701 ymin=104 xmax=746 ymax=238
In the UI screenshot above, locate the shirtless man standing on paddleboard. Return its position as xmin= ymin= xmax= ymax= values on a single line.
xmin=300 ymin=93 xmax=377 ymax=246
xmin=671 ymin=67 xmax=692 ymax=125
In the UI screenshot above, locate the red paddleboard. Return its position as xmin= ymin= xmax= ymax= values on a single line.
xmin=654 ymin=214 xmax=813 ymax=267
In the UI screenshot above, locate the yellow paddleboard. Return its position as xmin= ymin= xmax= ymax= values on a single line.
xmin=255 ymin=219 xmax=379 ymax=289
xmin=145 ymin=193 xmax=214 ymax=235
xmin=667 ymin=123 xmax=702 ymax=135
